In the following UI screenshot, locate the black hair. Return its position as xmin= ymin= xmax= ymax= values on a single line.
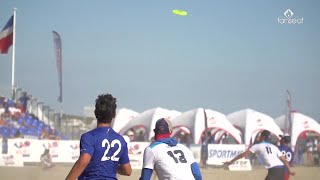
xmin=94 ymin=93 xmax=117 ymax=124
xmin=260 ymin=130 xmax=271 ymax=141
xmin=281 ymin=136 xmax=291 ymax=144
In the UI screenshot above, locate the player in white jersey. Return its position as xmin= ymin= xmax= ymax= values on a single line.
xmin=140 ymin=118 xmax=202 ymax=180
xmin=224 ymin=130 xmax=295 ymax=180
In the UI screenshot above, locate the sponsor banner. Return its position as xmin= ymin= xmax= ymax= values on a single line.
xmin=207 ymin=144 xmax=245 ymax=165
xmin=128 ymin=142 xmax=149 ymax=169
xmin=61 ymin=140 xmax=80 ymax=163
xmin=189 ymin=144 xmax=201 ymax=163
xmin=228 ymin=159 xmax=252 ymax=171
xmin=8 ymin=139 xmax=40 ymax=162
xmin=42 ymin=140 xmax=79 ymax=163
xmin=0 ymin=153 xmax=24 ymax=167
xmin=8 ymin=139 xmax=79 ymax=163
xmin=0 ymin=139 xmax=2 ymax=153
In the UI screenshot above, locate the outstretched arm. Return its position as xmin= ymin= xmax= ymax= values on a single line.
xmin=224 ymin=150 xmax=252 ymax=166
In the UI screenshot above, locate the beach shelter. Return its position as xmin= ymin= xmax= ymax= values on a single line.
xmin=171 ymin=108 xmax=242 ymax=144
xmin=275 ymin=112 xmax=320 ymax=151
xmin=227 ymin=109 xmax=283 ymax=146
xmin=119 ymin=107 xmax=181 ymax=140
xmin=112 ymin=108 xmax=139 ymax=133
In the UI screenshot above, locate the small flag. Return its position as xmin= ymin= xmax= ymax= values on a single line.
xmin=0 ymin=15 xmax=14 ymax=54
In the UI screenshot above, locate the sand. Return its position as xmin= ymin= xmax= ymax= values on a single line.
xmin=0 ymin=165 xmax=319 ymax=180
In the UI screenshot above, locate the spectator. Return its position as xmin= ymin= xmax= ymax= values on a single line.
xmin=314 ymin=137 xmax=319 ymax=166
xmin=136 ymin=131 xmax=145 ymax=141
xmin=18 ymin=92 xmax=29 ymax=113
xmin=200 ymin=131 xmax=211 ymax=168
xmin=306 ymin=139 xmax=314 ymax=166
xmin=2 ymin=138 xmax=8 ymax=154
xmin=40 ymin=149 xmax=55 ymax=169
xmin=127 ymin=130 xmax=135 ymax=142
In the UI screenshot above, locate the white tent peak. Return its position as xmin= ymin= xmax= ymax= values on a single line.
xmin=119 ymin=107 xmax=181 ymax=140
xmin=112 ymin=108 xmax=139 ymax=133
xmin=275 ymin=112 xmax=320 ymax=151
xmin=171 ymin=108 xmax=242 ymax=144
xmin=227 ymin=109 xmax=283 ymax=145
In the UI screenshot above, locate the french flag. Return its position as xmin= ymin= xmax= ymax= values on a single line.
xmin=0 ymin=15 xmax=14 ymax=54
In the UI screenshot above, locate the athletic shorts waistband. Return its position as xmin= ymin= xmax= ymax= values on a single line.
xmin=269 ymin=165 xmax=284 ymax=169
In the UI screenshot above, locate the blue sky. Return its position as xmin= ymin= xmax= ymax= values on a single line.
xmin=0 ymin=0 xmax=319 ymax=121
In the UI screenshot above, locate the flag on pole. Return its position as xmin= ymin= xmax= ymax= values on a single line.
xmin=0 ymin=15 xmax=14 ymax=54
xmin=52 ymin=31 xmax=63 ymax=103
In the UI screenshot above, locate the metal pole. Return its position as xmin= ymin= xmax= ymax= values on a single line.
xmin=286 ymin=90 xmax=292 ymax=135
xmin=11 ymin=8 xmax=17 ymax=100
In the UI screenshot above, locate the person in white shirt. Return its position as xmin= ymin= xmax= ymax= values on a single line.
xmin=224 ymin=130 xmax=295 ymax=180
xmin=140 ymin=118 xmax=202 ymax=180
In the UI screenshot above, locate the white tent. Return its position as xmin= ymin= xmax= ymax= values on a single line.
xmin=275 ymin=112 xmax=320 ymax=151
xmin=227 ymin=109 xmax=283 ymax=146
xmin=171 ymin=108 xmax=242 ymax=144
xmin=112 ymin=108 xmax=139 ymax=133
xmin=119 ymin=107 xmax=181 ymax=140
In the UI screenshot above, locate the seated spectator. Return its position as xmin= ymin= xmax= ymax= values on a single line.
xmin=40 ymin=149 xmax=55 ymax=169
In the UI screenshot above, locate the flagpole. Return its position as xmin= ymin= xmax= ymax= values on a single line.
xmin=286 ymin=90 xmax=292 ymax=135
xmin=11 ymin=8 xmax=17 ymax=100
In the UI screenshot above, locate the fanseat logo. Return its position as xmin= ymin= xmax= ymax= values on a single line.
xmin=284 ymin=9 xmax=294 ymax=19
xmin=278 ymin=9 xmax=304 ymax=24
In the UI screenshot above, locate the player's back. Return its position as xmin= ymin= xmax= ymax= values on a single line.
xmin=250 ymin=142 xmax=284 ymax=169
xmin=79 ymin=126 xmax=128 ymax=180
xmin=278 ymin=145 xmax=293 ymax=164
xmin=150 ymin=142 xmax=196 ymax=180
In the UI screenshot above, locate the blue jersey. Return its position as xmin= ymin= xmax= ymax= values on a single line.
xmin=79 ymin=126 xmax=130 ymax=180
xmin=278 ymin=145 xmax=293 ymax=173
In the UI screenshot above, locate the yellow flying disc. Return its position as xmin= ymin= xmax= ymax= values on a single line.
xmin=172 ymin=9 xmax=188 ymax=16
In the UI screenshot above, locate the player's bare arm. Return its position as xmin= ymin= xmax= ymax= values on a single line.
xmin=279 ymin=155 xmax=296 ymax=176
xmin=117 ymin=162 xmax=132 ymax=176
xmin=65 ymin=153 xmax=91 ymax=180
xmin=224 ymin=149 xmax=252 ymax=166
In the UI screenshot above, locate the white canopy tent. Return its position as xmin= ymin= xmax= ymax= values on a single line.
xmin=119 ymin=107 xmax=181 ymax=140
xmin=275 ymin=112 xmax=320 ymax=151
xmin=112 ymin=108 xmax=139 ymax=133
xmin=171 ymin=108 xmax=242 ymax=144
xmin=227 ymin=109 xmax=283 ymax=146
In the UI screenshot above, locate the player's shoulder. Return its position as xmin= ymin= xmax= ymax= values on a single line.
xmin=176 ymin=143 xmax=190 ymax=150
xmin=109 ymin=128 xmax=126 ymax=143
xmin=148 ymin=141 xmax=165 ymax=149
xmin=81 ymin=129 xmax=94 ymax=139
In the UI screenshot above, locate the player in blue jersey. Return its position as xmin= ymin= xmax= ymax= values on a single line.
xmin=140 ymin=118 xmax=202 ymax=180
xmin=66 ymin=93 xmax=132 ymax=180
xmin=278 ymin=134 xmax=294 ymax=180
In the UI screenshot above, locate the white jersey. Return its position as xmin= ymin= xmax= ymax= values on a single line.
xmin=249 ymin=141 xmax=284 ymax=169
xmin=142 ymin=141 xmax=196 ymax=180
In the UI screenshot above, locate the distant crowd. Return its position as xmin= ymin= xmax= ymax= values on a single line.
xmin=0 ymin=94 xmax=67 ymax=154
